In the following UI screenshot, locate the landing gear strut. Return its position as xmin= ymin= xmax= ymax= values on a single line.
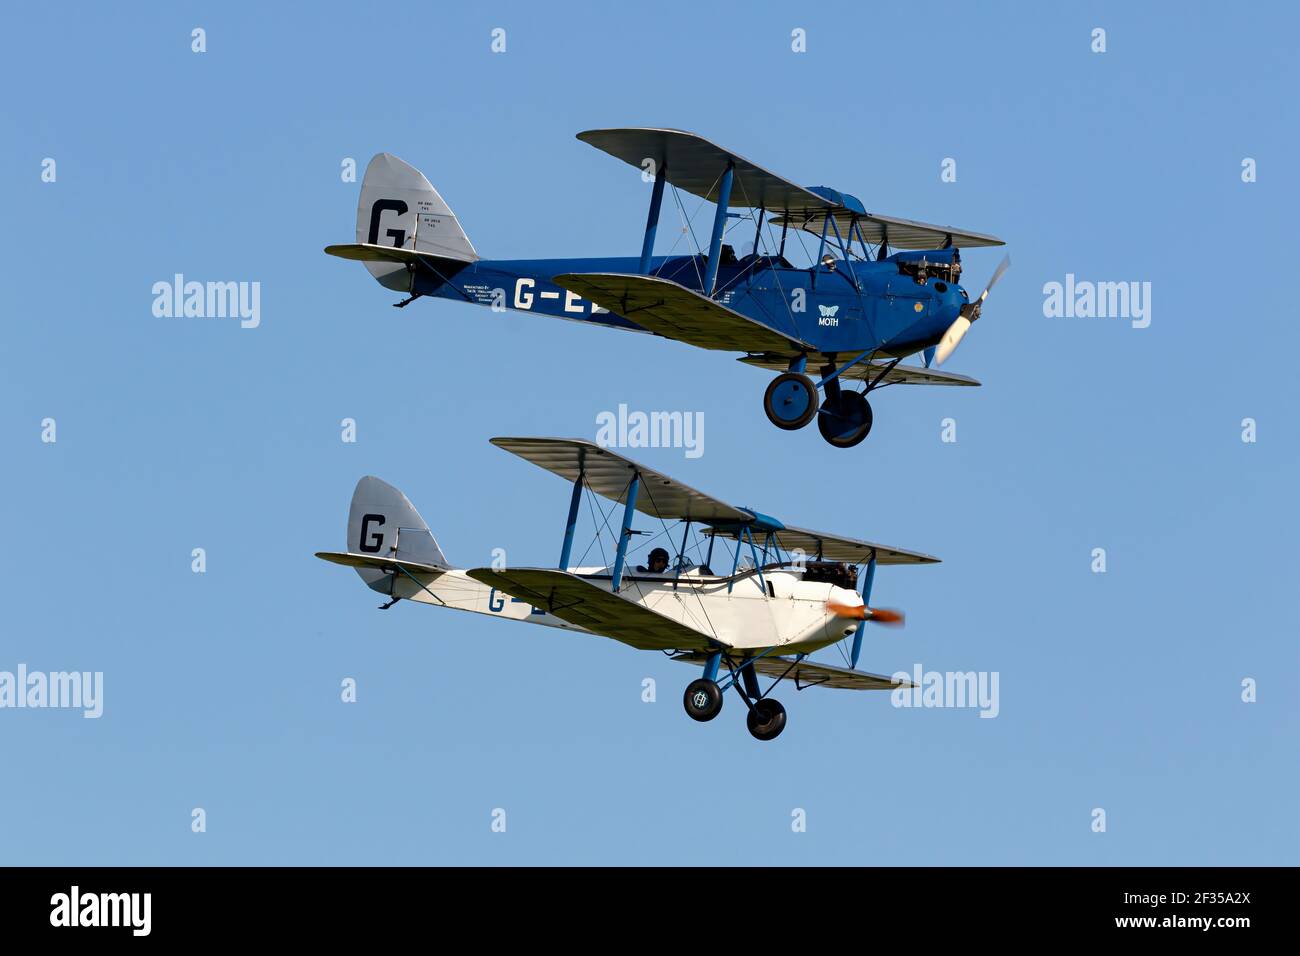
xmin=682 ymin=653 xmax=789 ymax=741
xmin=763 ymin=354 xmax=883 ymax=448
xmin=737 ymin=658 xmax=786 ymax=741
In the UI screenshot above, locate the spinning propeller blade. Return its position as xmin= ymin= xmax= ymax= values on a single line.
xmin=934 ymin=254 xmax=1010 ymax=366
xmin=826 ymin=601 xmax=905 ymax=626
xmin=933 ymin=317 xmax=971 ymax=366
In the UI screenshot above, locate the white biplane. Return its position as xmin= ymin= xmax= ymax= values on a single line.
xmin=316 ymin=438 xmax=935 ymax=740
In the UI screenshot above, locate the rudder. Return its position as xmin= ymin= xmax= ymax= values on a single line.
xmin=355 ymin=153 xmax=479 ymax=291
xmin=347 ymin=476 xmax=452 ymax=589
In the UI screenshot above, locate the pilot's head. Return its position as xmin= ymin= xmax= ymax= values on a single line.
xmin=821 ymin=253 xmax=836 ymax=271
xmin=648 ymin=548 xmax=670 ymax=573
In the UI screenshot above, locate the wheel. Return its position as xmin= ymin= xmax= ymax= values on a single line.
xmin=683 ymin=679 xmax=723 ymax=722
xmin=746 ymin=698 xmax=787 ymax=741
xmin=763 ymin=372 xmax=818 ymax=430
xmin=817 ymin=390 xmax=873 ymax=448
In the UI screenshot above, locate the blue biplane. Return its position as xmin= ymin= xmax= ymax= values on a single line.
xmin=327 ymin=129 xmax=1008 ymax=448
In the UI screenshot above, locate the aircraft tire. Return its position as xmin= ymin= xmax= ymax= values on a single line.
xmin=817 ymin=391 xmax=873 ymax=448
xmin=683 ymin=679 xmax=723 ymax=722
xmin=746 ymin=698 xmax=787 ymax=741
xmin=763 ymin=372 xmax=819 ymax=430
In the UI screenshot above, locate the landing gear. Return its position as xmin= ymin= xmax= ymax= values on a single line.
xmin=764 ymin=355 xmax=885 ymax=448
xmin=683 ymin=678 xmax=723 ymax=721
xmin=745 ymin=698 xmax=787 ymax=741
xmin=682 ymin=654 xmax=791 ymax=741
xmin=817 ymin=391 xmax=873 ymax=448
xmin=763 ymin=372 xmax=818 ymax=430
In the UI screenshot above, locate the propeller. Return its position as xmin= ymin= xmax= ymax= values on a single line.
xmin=934 ymin=254 xmax=1010 ymax=366
xmin=826 ymin=601 xmax=905 ymax=627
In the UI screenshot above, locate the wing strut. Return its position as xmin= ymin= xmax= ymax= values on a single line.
xmin=703 ymin=161 xmax=735 ymax=296
xmin=813 ymin=212 xmax=831 ymax=290
xmin=610 ymin=472 xmax=641 ymax=592
xmin=640 ymin=162 xmax=668 ymax=274
xmin=849 ymin=550 xmax=877 ymax=668
xmin=672 ymin=519 xmax=692 ymax=590
xmin=558 ymin=468 xmax=584 ymax=571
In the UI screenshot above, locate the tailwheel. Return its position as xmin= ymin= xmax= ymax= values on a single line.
xmin=746 ymin=698 xmax=787 ymax=741
xmin=763 ymin=372 xmax=818 ymax=431
xmin=817 ymin=390 xmax=873 ymax=448
xmin=683 ymin=678 xmax=723 ymax=722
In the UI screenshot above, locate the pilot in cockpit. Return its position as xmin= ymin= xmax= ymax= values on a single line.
xmin=638 ymin=547 xmax=670 ymax=574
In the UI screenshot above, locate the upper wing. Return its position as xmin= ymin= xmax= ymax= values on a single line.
xmin=704 ymin=528 xmax=939 ymax=565
xmin=577 ymin=128 xmax=835 ymax=213
xmin=671 ymin=651 xmax=912 ymax=690
xmin=489 ymin=437 xmax=751 ymax=523
xmin=738 ymin=355 xmax=980 ymax=387
xmin=552 ymin=273 xmax=811 ymax=354
xmin=575 ymin=128 xmax=1002 ymax=249
xmin=769 ymin=209 xmax=1004 ymax=250
xmin=464 ymin=567 xmax=716 ymax=652
xmin=777 ymin=527 xmax=939 ymax=565
xmin=490 ymin=437 xmax=939 ymax=564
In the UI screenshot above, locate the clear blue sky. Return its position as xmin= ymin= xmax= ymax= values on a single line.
xmin=2 ymin=1 xmax=1295 ymax=865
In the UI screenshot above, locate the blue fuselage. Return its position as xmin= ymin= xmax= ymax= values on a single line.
xmin=411 ymin=252 xmax=967 ymax=359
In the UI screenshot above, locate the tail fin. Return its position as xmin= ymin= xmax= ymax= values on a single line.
xmin=353 ymin=152 xmax=478 ymax=290
xmin=346 ymin=476 xmax=452 ymax=590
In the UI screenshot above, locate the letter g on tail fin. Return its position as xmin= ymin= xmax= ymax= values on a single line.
xmin=350 ymin=153 xmax=479 ymax=291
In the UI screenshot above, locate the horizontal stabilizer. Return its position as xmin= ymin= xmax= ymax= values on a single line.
xmin=324 ymin=243 xmax=473 ymax=271
xmin=315 ymin=551 xmax=448 ymax=576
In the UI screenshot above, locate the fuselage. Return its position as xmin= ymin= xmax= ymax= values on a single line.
xmin=382 ymin=564 xmax=863 ymax=655
xmin=411 ymin=251 xmax=967 ymax=360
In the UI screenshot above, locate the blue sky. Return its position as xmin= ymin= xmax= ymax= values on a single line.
xmin=1 ymin=1 xmax=1296 ymax=865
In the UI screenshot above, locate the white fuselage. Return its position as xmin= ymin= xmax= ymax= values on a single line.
xmin=383 ymin=565 xmax=863 ymax=655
